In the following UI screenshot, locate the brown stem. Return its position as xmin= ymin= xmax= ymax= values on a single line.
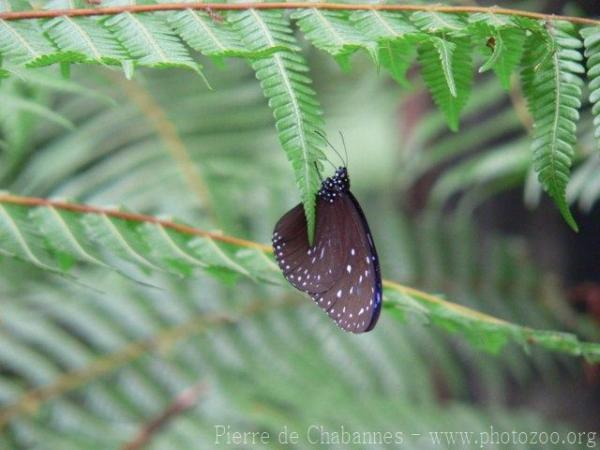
xmin=121 ymin=382 xmax=207 ymax=450
xmin=0 ymin=193 xmax=269 ymax=252
xmin=0 ymin=3 xmax=598 ymax=25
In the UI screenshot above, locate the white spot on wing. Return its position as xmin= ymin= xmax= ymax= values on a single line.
xmin=336 ymin=289 xmax=342 ymax=298
xmin=346 ymin=264 xmax=352 ymax=273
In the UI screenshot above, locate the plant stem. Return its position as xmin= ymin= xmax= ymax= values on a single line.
xmin=0 ymin=3 xmax=599 ymax=26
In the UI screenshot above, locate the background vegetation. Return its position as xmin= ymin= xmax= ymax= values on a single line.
xmin=0 ymin=0 xmax=599 ymax=449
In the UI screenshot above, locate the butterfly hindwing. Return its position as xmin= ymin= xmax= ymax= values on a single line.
xmin=316 ymin=193 xmax=382 ymax=333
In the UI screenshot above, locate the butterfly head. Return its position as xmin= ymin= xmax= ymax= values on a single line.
xmin=318 ymin=167 xmax=350 ymax=203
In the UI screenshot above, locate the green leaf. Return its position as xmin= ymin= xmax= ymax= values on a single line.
xmin=0 ymin=202 xmax=60 ymax=272
xmin=292 ymin=9 xmax=373 ymax=69
xmin=377 ymin=39 xmax=415 ymax=86
xmin=44 ymin=16 xmax=127 ymax=65
xmin=350 ymin=10 xmax=417 ymax=40
xmin=30 ymin=205 xmax=112 ymax=272
xmin=230 ymin=10 xmax=326 ymax=243
xmin=481 ymin=28 xmax=526 ymax=89
xmin=469 ymin=15 xmax=526 ymax=89
xmin=468 ymin=11 xmax=518 ymax=28
xmin=2 ymin=94 xmax=74 ymax=129
xmin=410 ymin=11 xmax=467 ymax=34
xmin=418 ymin=36 xmax=473 ymax=131
xmin=384 ymin=285 xmax=600 ymax=362
xmin=104 ymin=12 xmax=203 ymax=76
xmin=167 ymin=9 xmax=289 ymax=63
xmin=580 ymin=25 xmax=600 ymax=143
xmin=521 ymin=22 xmax=584 ymax=231
xmin=349 ymin=11 xmax=420 ymax=86
xmin=0 ymin=19 xmax=70 ymax=67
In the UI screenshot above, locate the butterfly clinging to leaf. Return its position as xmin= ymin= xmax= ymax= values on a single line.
xmin=272 ymin=133 xmax=382 ymax=333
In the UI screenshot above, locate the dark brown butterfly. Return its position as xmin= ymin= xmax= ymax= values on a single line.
xmin=272 ymin=166 xmax=382 ymax=333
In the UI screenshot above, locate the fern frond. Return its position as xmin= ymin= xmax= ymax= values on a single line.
xmin=469 ymin=13 xmax=526 ymax=89
xmin=350 ymin=10 xmax=419 ymax=85
xmin=0 ymin=202 xmax=60 ymax=272
xmin=44 ymin=16 xmax=126 ymax=65
xmin=521 ymin=22 xmax=584 ymax=231
xmin=292 ymin=9 xmax=373 ymax=69
xmin=410 ymin=11 xmax=467 ymax=34
xmin=167 ymin=9 xmax=287 ymax=64
xmin=2 ymin=93 xmax=74 ymax=129
xmin=0 ymin=19 xmax=70 ymax=67
xmin=43 ymin=0 xmax=86 ymax=9
xmin=418 ymin=36 xmax=473 ymax=131
xmin=580 ymin=26 xmax=600 ymax=142
xmin=104 ymin=12 xmax=202 ymax=75
xmin=350 ymin=10 xmax=417 ymax=40
xmin=230 ymin=10 xmax=326 ymax=243
xmin=482 ymin=27 xmax=526 ymax=89
xmin=0 ymin=194 xmax=599 ymax=362
xmin=0 ymin=197 xmax=272 ymax=284
xmin=376 ymin=39 xmax=415 ymax=86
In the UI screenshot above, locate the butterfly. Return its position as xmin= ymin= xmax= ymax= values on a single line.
xmin=272 ymin=166 xmax=382 ymax=333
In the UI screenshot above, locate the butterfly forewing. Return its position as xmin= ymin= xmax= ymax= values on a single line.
xmin=273 ymin=167 xmax=382 ymax=334
xmin=273 ymin=200 xmax=350 ymax=294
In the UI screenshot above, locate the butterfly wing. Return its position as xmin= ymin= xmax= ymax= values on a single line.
xmin=316 ymin=193 xmax=382 ymax=333
xmin=273 ymin=193 xmax=382 ymax=333
xmin=273 ymin=199 xmax=349 ymax=294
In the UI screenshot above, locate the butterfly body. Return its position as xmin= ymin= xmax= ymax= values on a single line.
xmin=273 ymin=167 xmax=382 ymax=333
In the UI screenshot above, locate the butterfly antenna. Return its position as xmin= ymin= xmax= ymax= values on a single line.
xmin=314 ymin=129 xmax=346 ymax=168
xmin=313 ymin=130 xmax=340 ymax=171
xmin=338 ymin=130 xmax=349 ymax=167
xmin=325 ymin=157 xmax=337 ymax=171
xmin=314 ymin=161 xmax=324 ymax=182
